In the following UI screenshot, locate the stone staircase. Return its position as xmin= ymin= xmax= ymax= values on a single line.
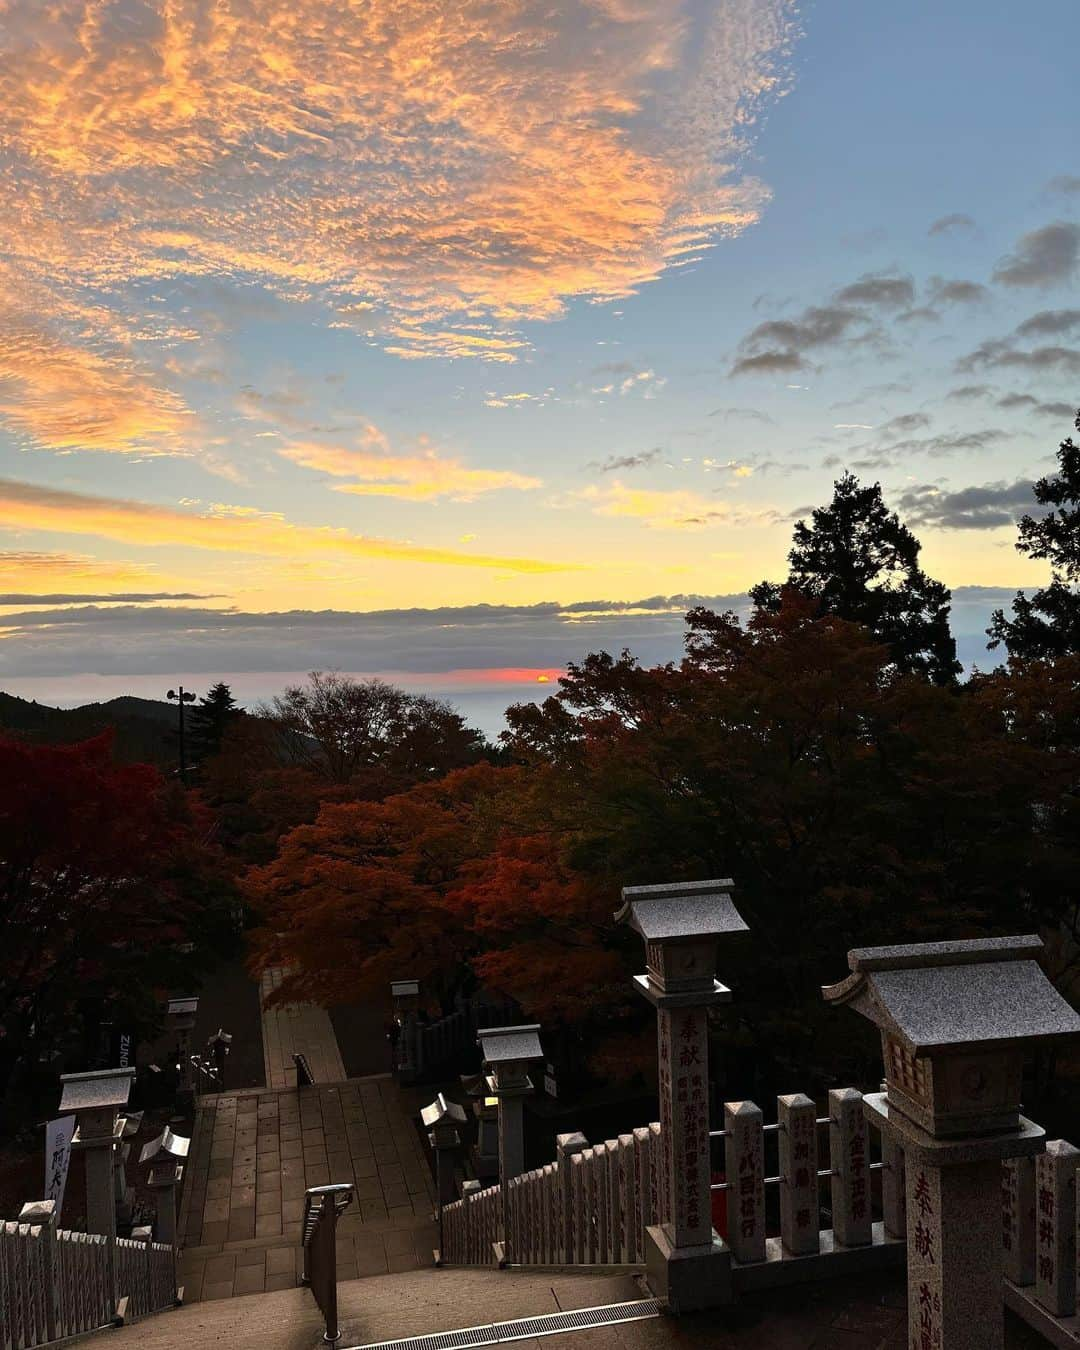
xmin=178 ymin=1077 xmax=438 ymax=1302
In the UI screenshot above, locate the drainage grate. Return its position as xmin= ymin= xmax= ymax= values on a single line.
xmin=345 ymin=1298 xmax=662 ymax=1350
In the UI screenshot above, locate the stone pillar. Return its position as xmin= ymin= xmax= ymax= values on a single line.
xmin=19 ymin=1200 xmax=58 ymax=1343
xmin=148 ymin=1160 xmax=182 ymax=1245
xmin=616 ymin=878 xmax=749 ymax=1313
xmin=881 ymin=1133 xmax=906 ymax=1239
xmin=778 ymin=1093 xmax=819 ymax=1256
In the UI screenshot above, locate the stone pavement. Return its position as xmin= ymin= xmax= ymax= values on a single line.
xmin=178 ymin=1076 xmax=437 ymax=1302
xmin=260 ymin=966 xmax=348 ymax=1089
xmin=104 ymin=1264 xmax=1049 ymax=1350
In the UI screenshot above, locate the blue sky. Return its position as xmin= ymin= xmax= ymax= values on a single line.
xmin=0 ymin=0 xmax=1076 ymax=716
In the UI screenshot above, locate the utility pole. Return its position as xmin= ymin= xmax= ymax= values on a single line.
xmin=167 ymin=686 xmax=197 ymax=783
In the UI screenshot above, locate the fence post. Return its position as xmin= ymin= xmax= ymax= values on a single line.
xmin=777 ymin=1094 xmax=819 ymax=1256
xmin=1035 ymin=1140 xmax=1079 ymax=1316
xmin=829 ymin=1088 xmax=872 ymax=1248
xmin=824 ymin=935 xmax=1080 ymax=1350
xmin=617 ymin=878 xmax=747 ymax=1312
xmin=18 ymin=1200 xmax=58 ymax=1343
xmin=556 ymin=1132 xmax=588 ymax=1262
xmin=1002 ymin=1156 xmax=1035 ymax=1286
xmin=724 ymin=1101 xmax=765 ymax=1263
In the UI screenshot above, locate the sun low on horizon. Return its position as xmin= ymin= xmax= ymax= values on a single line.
xmin=0 ymin=0 xmax=1078 ymax=713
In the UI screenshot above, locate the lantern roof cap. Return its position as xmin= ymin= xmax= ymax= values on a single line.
xmin=139 ymin=1126 xmax=190 ymax=1165
xmin=390 ymin=980 xmax=420 ymax=998
xmin=58 ymin=1067 xmax=135 ymax=1113
xmin=616 ymin=878 xmax=747 ymax=942
xmin=477 ymin=1024 xmax=543 ymax=1064
xmin=166 ymin=996 xmax=198 ymax=1017
xmin=823 ymin=935 xmax=1080 ymax=1054
xmin=420 ymin=1093 xmax=468 ymax=1128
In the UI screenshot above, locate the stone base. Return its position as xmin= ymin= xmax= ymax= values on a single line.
xmin=644 ymin=1225 xmax=732 ymax=1313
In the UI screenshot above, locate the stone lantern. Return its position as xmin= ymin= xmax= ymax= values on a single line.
xmin=477 ymin=1024 xmax=543 ymax=1264
xmin=165 ymin=997 xmax=198 ymax=1102
xmin=824 ymin=935 xmax=1080 ymax=1350
xmin=140 ymin=1126 xmax=190 ymax=1246
xmin=421 ymin=1093 xmax=468 ymax=1263
xmin=616 ymin=878 xmax=748 ymax=1312
xmin=60 ymin=1068 xmax=136 ymax=1242
xmin=390 ymin=979 xmax=421 ymax=1082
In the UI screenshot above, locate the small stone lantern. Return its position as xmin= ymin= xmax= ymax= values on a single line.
xmin=140 ymin=1126 xmax=190 ymax=1246
xmin=824 ymin=935 xmax=1080 ymax=1350
xmin=421 ymin=1093 xmax=468 ymax=1263
xmin=477 ymin=1024 xmax=544 ymax=1264
xmin=616 ymin=878 xmax=749 ymax=1313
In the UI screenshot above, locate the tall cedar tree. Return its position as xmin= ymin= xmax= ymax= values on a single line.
xmin=989 ymin=409 xmax=1080 ymax=657
xmin=189 ymin=681 xmax=244 ymax=760
xmin=751 ymin=472 xmax=960 ymax=684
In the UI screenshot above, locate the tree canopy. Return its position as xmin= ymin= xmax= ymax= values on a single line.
xmin=752 ymin=472 xmax=959 ymax=684
xmin=989 ymin=409 xmax=1080 ymax=658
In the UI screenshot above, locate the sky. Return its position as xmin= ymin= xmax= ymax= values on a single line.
xmin=0 ymin=0 xmax=1078 ymax=730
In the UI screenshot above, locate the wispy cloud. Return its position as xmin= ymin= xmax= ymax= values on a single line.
xmin=279 ymin=424 xmax=540 ymax=501
xmin=0 ymin=477 xmax=575 ymax=573
xmin=578 ymin=480 xmax=757 ymax=530
xmin=928 ymin=213 xmax=976 ymax=236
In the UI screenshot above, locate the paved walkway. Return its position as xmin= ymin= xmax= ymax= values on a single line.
xmin=260 ymin=967 xmax=347 ymax=1088
xmin=104 ymin=1265 xmax=1050 ymax=1350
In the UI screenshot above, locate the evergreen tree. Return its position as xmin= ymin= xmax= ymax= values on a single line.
xmin=751 ymin=472 xmax=959 ymax=684
xmin=189 ymin=682 xmax=243 ymax=761
xmin=988 ymin=410 xmax=1080 ymax=658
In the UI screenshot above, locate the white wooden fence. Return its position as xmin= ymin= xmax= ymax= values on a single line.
xmin=0 ymin=1203 xmax=177 ymax=1350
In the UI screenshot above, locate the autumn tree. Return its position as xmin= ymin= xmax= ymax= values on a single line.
xmin=245 ymin=763 xmax=510 ymax=1009
xmin=264 ymin=671 xmax=488 ymax=789
xmin=0 ymin=735 xmax=234 ymax=1129
xmin=989 ymin=409 xmax=1080 ymax=658
xmin=752 ymin=472 xmax=959 ymax=684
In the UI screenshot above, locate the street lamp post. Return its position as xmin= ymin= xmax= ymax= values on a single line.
xmin=166 ymin=686 xmax=197 ymax=783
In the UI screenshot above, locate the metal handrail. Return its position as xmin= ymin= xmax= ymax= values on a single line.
xmin=301 ymin=1183 xmax=354 ymax=1344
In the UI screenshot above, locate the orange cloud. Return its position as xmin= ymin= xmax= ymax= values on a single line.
xmin=0 ymin=477 xmax=575 ymax=573
xmin=280 ymin=424 xmax=541 ymax=501
xmin=0 ymin=0 xmax=797 ymax=451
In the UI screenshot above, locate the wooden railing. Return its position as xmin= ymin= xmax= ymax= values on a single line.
xmin=440 ymin=1088 xmax=906 ymax=1281
xmin=0 ymin=1202 xmax=177 ymax=1350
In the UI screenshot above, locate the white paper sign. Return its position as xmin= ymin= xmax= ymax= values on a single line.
xmin=44 ymin=1115 xmax=76 ymax=1218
